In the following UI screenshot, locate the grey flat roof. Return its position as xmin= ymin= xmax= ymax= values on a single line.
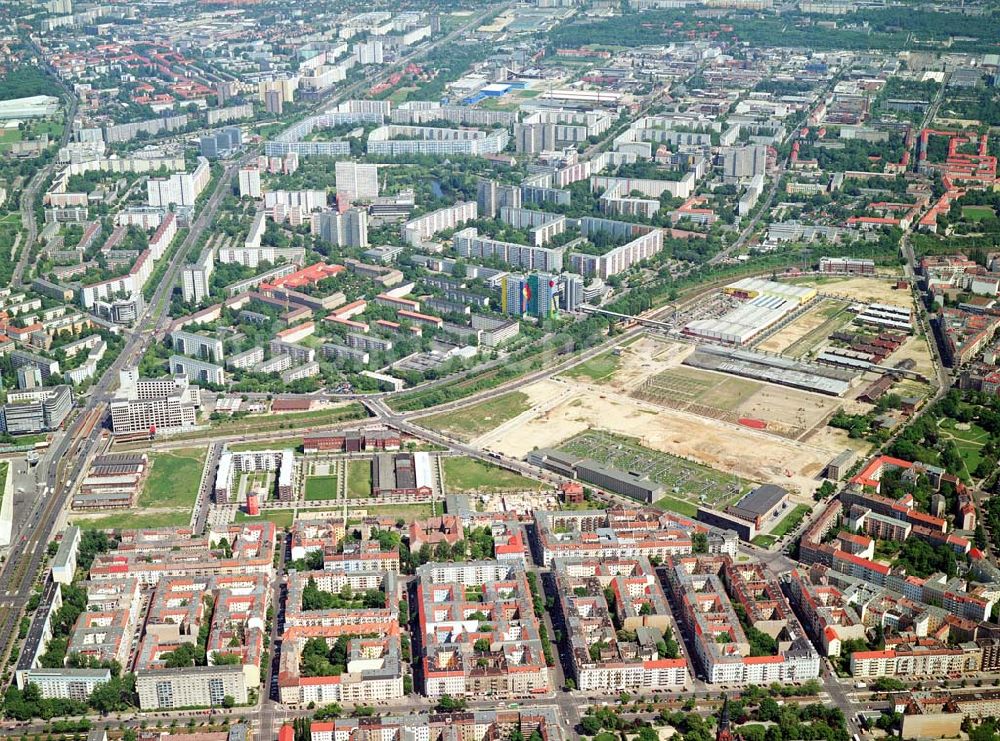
xmin=731 ymin=484 xmax=787 ymax=518
xmin=52 ymin=526 xmax=80 ymax=570
xmin=575 ymin=459 xmax=665 ymax=497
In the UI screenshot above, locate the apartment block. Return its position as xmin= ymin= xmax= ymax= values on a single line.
xmin=416 ymin=561 xmax=549 ymax=698
xmin=555 ymin=557 xmax=688 ymax=692
xmin=663 ymin=555 xmax=820 ymax=685
xmin=533 ymin=507 xmax=737 ymax=567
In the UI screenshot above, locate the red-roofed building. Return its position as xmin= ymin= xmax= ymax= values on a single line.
xmin=262 ymin=262 xmax=344 ymax=292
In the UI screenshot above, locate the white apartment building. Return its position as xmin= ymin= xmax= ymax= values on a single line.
xmin=109 ymin=370 xmax=201 ymax=436
xmin=181 ymin=246 xmax=214 ymax=303
xmin=401 ymin=201 xmax=476 ymax=246
xmin=136 ymin=665 xmax=247 ymax=710
xmin=354 ymin=39 xmax=384 ymax=65
xmin=335 ymin=161 xmax=379 ymax=199
xmin=238 ymin=166 xmax=262 ymax=199
xmin=147 ymin=158 xmax=210 ymax=208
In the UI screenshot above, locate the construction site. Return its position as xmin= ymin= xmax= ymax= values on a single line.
xmin=481 ymin=274 xmax=934 ymax=503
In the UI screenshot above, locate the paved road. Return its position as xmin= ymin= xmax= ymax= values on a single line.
xmin=258 ymin=531 xmax=286 ymax=741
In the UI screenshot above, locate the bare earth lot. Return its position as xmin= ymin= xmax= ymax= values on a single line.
xmin=489 ymin=382 xmax=850 ymax=497
xmin=791 ymin=275 xmax=913 ymax=307
xmin=755 ymin=299 xmax=851 ymax=358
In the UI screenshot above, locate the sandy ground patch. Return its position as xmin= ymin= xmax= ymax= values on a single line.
xmin=801 ymin=422 xmax=875 ymax=460
xmin=494 ymin=383 xmax=845 ymax=496
xmin=734 ymin=384 xmax=842 ymax=436
xmin=804 ymin=276 xmax=913 ymax=307
xmin=755 ymin=300 xmax=847 ymax=356
xmin=890 ymin=333 xmax=938 ymax=380
xmin=602 ymin=337 xmax=693 ymax=393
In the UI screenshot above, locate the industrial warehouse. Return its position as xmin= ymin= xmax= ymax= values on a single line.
xmin=684 ymin=345 xmax=855 ymax=396
xmin=853 ymin=302 xmax=914 ymax=333
xmin=527 ymin=448 xmax=665 ymax=503
xmin=683 ymin=278 xmax=817 ymax=346
xmin=696 ymin=483 xmax=790 ymax=541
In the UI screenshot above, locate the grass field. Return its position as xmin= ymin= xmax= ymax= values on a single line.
xmin=235 ymin=510 xmax=295 ymax=528
xmin=558 ymin=430 xmax=740 ymax=509
xmin=752 ymin=534 xmax=777 ymax=548
xmin=140 ymin=448 xmax=206 ymax=509
xmin=74 ymin=509 xmax=192 ymax=531
xmin=962 ymin=205 xmax=996 ymax=222
xmin=442 ymin=457 xmax=543 ymax=493
xmin=769 ymin=504 xmax=812 ymax=538
xmin=561 ymin=352 xmax=621 ymax=383
xmin=0 ymin=128 xmax=22 ymax=145
xmin=654 ymin=495 xmax=698 ymax=517
xmin=304 ymin=475 xmax=338 ymax=501
xmin=29 ymin=120 xmax=63 ymax=139
xmin=347 ymin=460 xmax=372 ymax=498
xmin=74 ymin=449 xmax=210 ymax=532
xmin=419 ymin=392 xmax=531 ymax=441
xmin=198 ymin=404 xmax=366 ymax=438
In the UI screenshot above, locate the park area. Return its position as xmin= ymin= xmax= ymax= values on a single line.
xmin=557 ymin=430 xmax=741 ymax=516
xmin=441 ymin=456 xmax=543 ymax=493
xmin=937 ymin=417 xmax=990 ymax=476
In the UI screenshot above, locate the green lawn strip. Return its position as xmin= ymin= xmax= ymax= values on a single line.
xmin=419 ymin=392 xmax=531 ymax=441
xmin=229 ymin=437 xmax=304 ymax=452
xmin=139 ymin=449 xmax=206 ymax=509
xmin=752 ymin=534 xmax=777 ymax=548
xmin=561 ymin=351 xmax=620 ymax=383
xmin=235 ymin=510 xmax=295 ymax=528
xmin=347 ymin=460 xmax=372 ymax=498
xmin=5 ymin=432 xmax=48 ymax=446
xmin=204 ymin=404 xmax=367 ymax=435
xmin=770 ymin=504 xmax=812 ymax=538
xmin=304 ymin=475 xmax=338 ymax=501
xmin=442 ymin=456 xmax=543 ymax=492
xmin=654 ymin=495 xmax=698 ymax=517
xmin=74 ymin=509 xmax=191 ymax=530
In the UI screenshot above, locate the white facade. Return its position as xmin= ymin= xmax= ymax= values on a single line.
xmin=335 ymin=161 xmax=379 ymax=199
xmin=238 ymin=166 xmax=262 ymax=199
xmin=147 ymin=158 xmax=210 ymax=207
xmin=401 ymin=201 xmax=476 ymax=246
xmin=181 ymin=247 xmax=214 ymax=303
